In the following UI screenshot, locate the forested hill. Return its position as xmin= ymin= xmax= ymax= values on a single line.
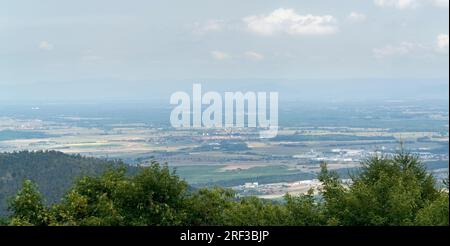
xmin=1 ymin=150 xmax=448 ymax=226
xmin=0 ymin=151 xmax=129 ymax=216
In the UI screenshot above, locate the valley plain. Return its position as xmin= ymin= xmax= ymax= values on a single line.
xmin=1 ymin=100 xmax=448 ymax=198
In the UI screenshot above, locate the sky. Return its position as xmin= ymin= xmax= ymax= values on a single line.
xmin=1 ymin=0 xmax=449 ymax=101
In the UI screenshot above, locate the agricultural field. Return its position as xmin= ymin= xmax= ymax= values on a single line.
xmin=1 ymin=100 xmax=448 ymax=197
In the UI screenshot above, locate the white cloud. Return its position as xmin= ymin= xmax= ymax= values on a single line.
xmin=243 ymin=8 xmax=338 ymax=36
xmin=431 ymin=0 xmax=449 ymax=8
xmin=243 ymin=51 xmax=264 ymax=61
xmin=437 ymin=33 xmax=449 ymax=52
xmin=374 ymin=0 xmax=449 ymax=9
xmin=210 ymin=50 xmax=231 ymax=60
xmin=375 ymin=0 xmax=418 ymax=9
xmin=347 ymin=12 xmax=367 ymax=22
xmin=375 ymin=36 xmax=449 ymax=59
xmin=373 ymin=42 xmax=426 ymax=58
xmin=374 ymin=0 xmax=419 ymax=9
xmin=38 ymin=41 xmax=53 ymax=50
xmin=80 ymin=49 xmax=105 ymax=63
xmin=193 ymin=20 xmax=224 ymax=34
xmin=81 ymin=55 xmax=103 ymax=62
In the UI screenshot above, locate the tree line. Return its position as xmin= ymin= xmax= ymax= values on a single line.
xmin=0 ymin=150 xmax=133 ymax=217
xmin=2 ymin=151 xmax=448 ymax=226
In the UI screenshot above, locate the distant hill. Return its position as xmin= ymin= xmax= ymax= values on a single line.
xmin=0 ymin=151 xmax=131 ymax=216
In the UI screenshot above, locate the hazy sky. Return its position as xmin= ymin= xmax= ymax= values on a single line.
xmin=1 ymin=0 xmax=449 ymax=101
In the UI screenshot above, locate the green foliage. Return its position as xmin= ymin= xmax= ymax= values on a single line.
xmin=5 ymin=151 xmax=449 ymax=226
xmin=8 ymin=180 xmax=51 ymax=226
xmin=223 ymin=197 xmax=288 ymax=226
xmin=184 ymin=188 xmax=234 ymax=225
xmin=0 ymin=217 xmax=9 ymax=225
xmin=0 ymin=150 xmax=133 ymax=216
xmin=319 ymin=151 xmax=445 ymax=226
xmin=284 ymin=190 xmax=325 ymax=226
xmin=48 ymin=162 xmax=188 ymax=226
xmin=416 ymin=193 xmax=449 ymax=226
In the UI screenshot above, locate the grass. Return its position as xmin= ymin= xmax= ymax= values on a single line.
xmin=171 ymin=164 xmax=301 ymax=184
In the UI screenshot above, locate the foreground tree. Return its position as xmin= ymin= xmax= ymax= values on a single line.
xmin=184 ymin=188 xmax=234 ymax=225
xmin=8 ymin=180 xmax=51 ymax=226
xmin=223 ymin=196 xmax=288 ymax=226
xmin=7 ymin=151 xmax=449 ymax=226
xmin=284 ymin=190 xmax=326 ymax=226
xmin=319 ymin=151 xmax=447 ymax=226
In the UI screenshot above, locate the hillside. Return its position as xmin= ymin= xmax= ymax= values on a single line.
xmin=1 ymin=150 xmax=448 ymax=226
xmin=0 ymin=151 xmax=130 ymax=216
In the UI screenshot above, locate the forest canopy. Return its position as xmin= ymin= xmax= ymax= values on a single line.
xmin=1 ymin=150 xmax=448 ymax=226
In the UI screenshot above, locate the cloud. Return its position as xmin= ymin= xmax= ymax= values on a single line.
xmin=193 ymin=19 xmax=224 ymax=34
xmin=437 ymin=33 xmax=449 ymax=53
xmin=373 ymin=42 xmax=426 ymax=58
xmin=210 ymin=51 xmax=265 ymax=61
xmin=374 ymin=0 xmax=419 ymax=9
xmin=81 ymin=55 xmax=103 ymax=62
xmin=38 ymin=41 xmax=54 ymax=50
xmin=431 ymin=0 xmax=449 ymax=8
xmin=374 ymin=0 xmax=449 ymax=9
xmin=347 ymin=12 xmax=367 ymax=22
xmin=210 ymin=50 xmax=231 ymax=60
xmin=375 ymin=36 xmax=449 ymax=58
xmin=80 ymin=49 xmax=105 ymax=63
xmin=243 ymin=8 xmax=338 ymax=36
xmin=243 ymin=51 xmax=264 ymax=61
